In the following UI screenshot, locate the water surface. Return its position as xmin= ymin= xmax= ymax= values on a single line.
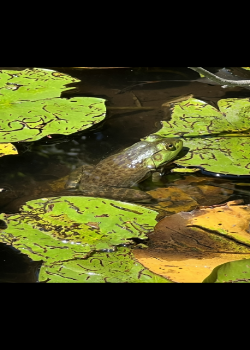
xmin=1 ymin=67 xmax=250 ymax=282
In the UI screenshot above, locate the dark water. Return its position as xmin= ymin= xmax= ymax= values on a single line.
xmin=1 ymin=67 xmax=250 ymax=283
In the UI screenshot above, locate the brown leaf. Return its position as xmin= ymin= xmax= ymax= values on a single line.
xmin=134 ymin=203 xmax=250 ymax=282
xmin=172 ymin=175 xmax=234 ymax=206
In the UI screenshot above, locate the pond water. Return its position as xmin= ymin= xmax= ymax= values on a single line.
xmin=1 ymin=66 xmax=250 ymax=283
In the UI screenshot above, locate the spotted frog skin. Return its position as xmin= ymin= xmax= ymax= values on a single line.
xmin=65 ymin=136 xmax=183 ymax=202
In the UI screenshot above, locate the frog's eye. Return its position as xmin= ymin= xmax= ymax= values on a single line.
xmin=166 ymin=144 xmax=174 ymax=149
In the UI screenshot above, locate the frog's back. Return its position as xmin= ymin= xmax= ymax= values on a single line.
xmin=83 ymin=142 xmax=156 ymax=188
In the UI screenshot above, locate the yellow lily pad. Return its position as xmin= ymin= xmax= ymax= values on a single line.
xmin=188 ymin=201 xmax=250 ymax=246
xmin=134 ymin=201 xmax=250 ymax=282
xmin=0 ymin=143 xmax=18 ymax=157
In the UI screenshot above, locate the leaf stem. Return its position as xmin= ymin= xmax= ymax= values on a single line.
xmin=188 ymin=67 xmax=250 ymax=88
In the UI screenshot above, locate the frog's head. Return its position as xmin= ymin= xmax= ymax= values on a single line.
xmin=143 ymin=135 xmax=183 ymax=169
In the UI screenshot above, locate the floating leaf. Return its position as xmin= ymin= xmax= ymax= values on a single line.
xmin=0 ymin=196 xmax=170 ymax=282
xmin=0 ymin=68 xmax=106 ymax=142
xmin=153 ymin=98 xmax=250 ymax=175
xmin=134 ymin=201 xmax=250 ymax=282
xmin=0 ymin=143 xmax=18 ymax=157
xmin=188 ymin=201 xmax=250 ymax=246
xmin=174 ymin=136 xmax=250 ymax=175
xmin=6 ymin=196 xmax=158 ymax=251
xmin=158 ymin=99 xmax=242 ymax=137
xmin=39 ymin=247 xmax=170 ymax=283
xmin=171 ymin=168 xmax=201 ymax=173
xmin=0 ymin=68 xmax=79 ymax=100
xmin=203 ymin=259 xmax=250 ymax=283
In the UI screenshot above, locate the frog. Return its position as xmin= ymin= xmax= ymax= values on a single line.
xmin=65 ymin=136 xmax=183 ymax=202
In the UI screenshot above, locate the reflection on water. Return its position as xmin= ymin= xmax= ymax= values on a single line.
xmin=1 ymin=67 xmax=250 ymax=282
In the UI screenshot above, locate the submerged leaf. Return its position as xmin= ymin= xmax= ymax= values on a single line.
xmin=147 ymin=175 xmax=233 ymax=215
xmin=147 ymin=187 xmax=198 ymax=214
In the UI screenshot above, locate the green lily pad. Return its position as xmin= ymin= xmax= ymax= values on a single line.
xmin=0 ymin=196 xmax=169 ymax=282
xmin=159 ymin=99 xmax=242 ymax=137
xmin=0 ymin=68 xmax=79 ymax=100
xmin=203 ymin=259 xmax=250 ymax=283
xmin=0 ymin=68 xmax=106 ymax=142
xmin=153 ymin=98 xmax=250 ymax=175
xmin=1 ymin=196 xmax=158 ymax=252
xmin=173 ymin=136 xmax=250 ymax=175
xmin=39 ymin=247 xmax=170 ymax=283
xmin=157 ymin=98 xmax=250 ymax=138
xmin=22 ymin=196 xmax=157 ymax=251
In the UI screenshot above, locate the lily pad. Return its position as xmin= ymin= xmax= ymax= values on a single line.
xmin=0 ymin=68 xmax=106 ymax=142
xmin=173 ymin=136 xmax=250 ymax=175
xmin=158 ymin=98 xmax=245 ymax=137
xmin=0 ymin=68 xmax=79 ymax=100
xmin=188 ymin=201 xmax=250 ymax=246
xmin=203 ymin=259 xmax=250 ymax=283
xmin=153 ymin=98 xmax=250 ymax=175
xmin=134 ymin=201 xmax=250 ymax=282
xmin=3 ymin=196 xmax=158 ymax=251
xmin=0 ymin=143 xmax=18 ymax=157
xmin=39 ymin=247 xmax=170 ymax=283
xmin=0 ymin=196 xmax=170 ymax=282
